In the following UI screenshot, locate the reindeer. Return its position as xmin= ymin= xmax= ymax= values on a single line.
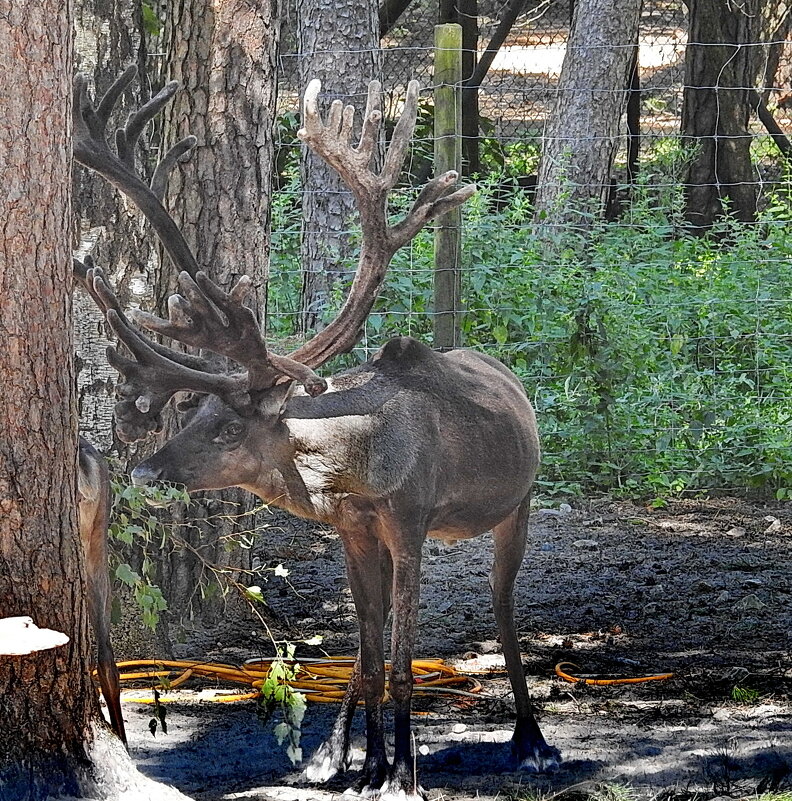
xmin=76 ymin=435 xmax=126 ymax=746
xmin=72 ymin=67 xmax=560 ymax=798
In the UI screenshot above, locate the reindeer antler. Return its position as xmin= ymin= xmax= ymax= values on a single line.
xmin=130 ymin=271 xmax=327 ymax=396
xmin=73 ymin=68 xmax=200 ymax=277
xmin=288 ymin=79 xmax=476 ymax=368
xmin=73 ymin=257 xmax=232 ymax=441
xmin=73 ymin=68 xmax=327 ymax=441
xmin=74 ymin=70 xmax=474 ymax=441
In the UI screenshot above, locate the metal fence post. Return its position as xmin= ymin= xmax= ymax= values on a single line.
xmin=433 ymin=23 xmax=463 ymax=351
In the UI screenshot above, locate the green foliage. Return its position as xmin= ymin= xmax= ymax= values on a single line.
xmin=268 ymin=141 xmax=792 ymax=499
xmin=141 ymin=2 xmax=162 ymax=36
xmin=730 ymin=685 xmax=761 ymax=704
xmin=258 ymin=643 xmax=307 ymax=764
xmin=109 ymin=477 xmax=189 ymax=628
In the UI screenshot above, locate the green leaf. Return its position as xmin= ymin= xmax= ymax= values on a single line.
xmin=492 ymin=324 xmax=508 ymax=345
xmin=273 ymin=722 xmax=289 ymax=745
xmin=243 ymin=585 xmax=265 ymax=604
xmin=115 ymin=563 xmax=140 ymax=587
xmin=141 ymin=2 xmax=161 ymax=35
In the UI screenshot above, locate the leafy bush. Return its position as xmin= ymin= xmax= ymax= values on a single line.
xmin=268 ymin=148 xmax=792 ymax=499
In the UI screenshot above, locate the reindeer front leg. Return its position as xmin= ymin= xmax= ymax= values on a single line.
xmin=304 ymin=543 xmax=394 ymax=783
xmin=338 ymin=522 xmax=390 ymax=793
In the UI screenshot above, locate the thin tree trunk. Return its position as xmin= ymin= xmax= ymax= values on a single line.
xmin=153 ymin=0 xmax=279 ymax=637
xmin=533 ymin=0 xmax=642 ymax=231
xmin=0 ymin=0 xmax=99 ymax=791
xmin=459 ymin=0 xmax=480 ymax=175
xmin=625 ymin=45 xmax=640 ymax=185
xmin=73 ymin=0 xmax=152 ymax=453
xmin=760 ymin=12 xmax=791 ymax=103
xmin=682 ymin=0 xmax=760 ymax=231
xmin=297 ymin=0 xmax=382 ymax=332
xmin=379 ymin=0 xmax=414 ymax=37
xmin=466 ymin=0 xmax=526 ymax=89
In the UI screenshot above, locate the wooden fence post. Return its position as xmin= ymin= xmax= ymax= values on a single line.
xmin=433 ymin=23 xmax=463 ymax=350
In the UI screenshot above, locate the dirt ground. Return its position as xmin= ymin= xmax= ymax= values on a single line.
xmin=118 ymin=497 xmax=792 ymax=800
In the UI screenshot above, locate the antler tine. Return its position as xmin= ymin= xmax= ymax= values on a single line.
xmin=130 ymin=271 xmax=328 ymax=397
xmin=116 ymin=81 xmax=179 ymax=167
xmin=288 ymin=79 xmax=476 ymax=369
xmin=73 ymin=69 xmax=200 ymax=278
xmin=74 ymin=255 xmax=123 ymax=315
xmin=106 ymin=308 xmax=253 ymax=442
xmin=356 ymin=80 xmax=383 ymax=167
xmin=151 ymin=136 xmax=198 ymax=202
xmin=389 ymin=172 xmax=477 ymax=248
xmin=93 ymin=65 xmax=138 ymax=139
xmin=380 ymin=79 xmax=419 ymax=188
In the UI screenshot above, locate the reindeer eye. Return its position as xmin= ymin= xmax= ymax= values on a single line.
xmin=223 ymin=422 xmax=244 ymax=438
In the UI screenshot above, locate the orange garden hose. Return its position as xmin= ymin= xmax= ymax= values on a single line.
xmin=109 ymin=657 xmax=482 ymax=704
xmin=554 ymin=661 xmax=674 ymax=686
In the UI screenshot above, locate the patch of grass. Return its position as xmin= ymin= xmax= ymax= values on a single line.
xmin=731 ymin=684 xmax=762 ymax=704
xmin=509 ymin=785 xmax=640 ymax=801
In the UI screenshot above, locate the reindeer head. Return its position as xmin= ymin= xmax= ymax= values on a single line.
xmin=73 ymin=68 xmax=474 ymax=494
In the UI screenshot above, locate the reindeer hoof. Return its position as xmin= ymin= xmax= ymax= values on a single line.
xmin=514 ymin=741 xmax=561 ymax=774
xmin=304 ymin=739 xmax=349 ymax=783
xmin=377 ymin=782 xmax=427 ymax=801
xmin=372 ymin=763 xmax=426 ymax=801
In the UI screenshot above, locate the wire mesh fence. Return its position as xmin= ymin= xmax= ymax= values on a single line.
xmin=269 ymin=0 xmax=792 ymax=498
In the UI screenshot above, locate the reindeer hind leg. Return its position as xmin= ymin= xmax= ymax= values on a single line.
xmin=490 ymin=495 xmax=559 ymax=772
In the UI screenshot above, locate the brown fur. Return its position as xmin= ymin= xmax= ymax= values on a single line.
xmin=131 ymin=337 xmax=559 ymax=795
xmin=78 ymin=437 xmax=126 ymax=747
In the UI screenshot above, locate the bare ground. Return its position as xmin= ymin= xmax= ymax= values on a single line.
xmin=118 ymin=497 xmax=792 ymax=800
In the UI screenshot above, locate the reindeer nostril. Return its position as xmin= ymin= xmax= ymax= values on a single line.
xmin=130 ymin=464 xmax=163 ymax=487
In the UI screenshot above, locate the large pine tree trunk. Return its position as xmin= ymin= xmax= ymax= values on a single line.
xmin=297 ymin=0 xmax=382 ymax=331
xmin=533 ymin=0 xmax=642 ymax=230
xmin=152 ymin=0 xmax=279 ymax=637
xmin=682 ymin=0 xmax=788 ymax=231
xmin=0 ymin=0 xmax=99 ymax=791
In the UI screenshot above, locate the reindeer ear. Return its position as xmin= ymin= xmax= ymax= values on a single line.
xmin=175 ymin=391 xmax=203 ymax=413
xmin=255 ymin=380 xmax=296 ymax=418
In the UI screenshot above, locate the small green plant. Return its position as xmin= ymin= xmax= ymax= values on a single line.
xmin=731 ymin=685 xmax=761 ymax=704
xmin=258 ymin=643 xmax=307 ymax=764
xmin=109 ymin=475 xmax=190 ymax=628
xmin=148 ymin=688 xmax=168 ymax=736
xmin=589 ymin=785 xmax=638 ymax=801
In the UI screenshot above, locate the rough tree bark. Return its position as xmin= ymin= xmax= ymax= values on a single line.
xmin=682 ymin=0 xmax=790 ymax=231
xmin=152 ymin=0 xmax=279 ymax=636
xmin=533 ymin=0 xmax=642 ymax=230
xmin=297 ymin=0 xmax=382 ymax=332
xmin=72 ymin=0 xmax=177 ymax=660
xmin=73 ymin=0 xmax=152 ymax=453
xmin=0 ymin=0 xmax=99 ymax=792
